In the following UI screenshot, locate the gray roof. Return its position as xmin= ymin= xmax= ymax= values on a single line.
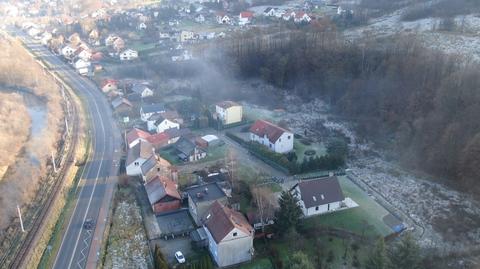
xmin=126 ymin=141 xmax=154 ymax=166
xmin=293 ymin=176 xmax=345 ymax=208
xmin=174 ymin=137 xmax=196 ymax=156
xmin=165 ymin=128 xmax=191 ymax=139
xmin=185 ymin=182 xmax=226 ymax=205
xmin=132 ymin=83 xmax=151 ymax=94
xmin=145 ymin=178 xmax=167 ymax=205
xmin=141 ymin=104 xmax=165 ymax=114
xmin=111 ymin=97 xmax=132 ymax=109
xmin=141 ymin=155 xmax=157 ymax=175
xmin=190 ymin=227 xmax=208 ymax=242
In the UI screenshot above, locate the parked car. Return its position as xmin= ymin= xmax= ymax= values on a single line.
xmin=175 ymin=251 xmax=186 ymax=264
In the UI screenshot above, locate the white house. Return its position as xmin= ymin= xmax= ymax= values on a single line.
xmin=140 ymin=104 xmax=166 ymax=122
xmin=180 ymin=31 xmax=195 ymax=42
xmin=293 ymin=11 xmax=311 ymax=23
xmin=204 ymin=201 xmax=254 ymax=267
xmin=131 ymin=83 xmax=154 ymax=98
xmin=74 ymin=59 xmax=91 ymax=70
xmin=61 ymin=45 xmax=76 ymax=59
xmin=126 ymin=141 xmax=155 ymax=176
xmin=119 ymin=49 xmax=138 ymax=61
xmin=147 ymin=111 xmax=182 ymax=133
xmin=216 ymin=13 xmax=231 ymax=24
xmin=290 ymin=176 xmax=349 ymax=217
xmin=78 ymin=49 xmax=92 ymax=62
xmin=195 ymin=14 xmax=205 ymax=23
xmin=238 ymin=11 xmax=254 ymax=26
xmin=126 ymin=128 xmax=151 ymax=149
xmin=263 ymin=7 xmax=276 ymax=17
xmin=249 ymin=120 xmax=293 ymax=153
xmin=137 ymin=22 xmax=147 ymax=30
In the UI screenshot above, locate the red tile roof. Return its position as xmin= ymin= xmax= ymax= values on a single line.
xmin=240 ymin=11 xmax=254 ymax=18
xmin=249 ymin=120 xmax=290 ymax=144
xmin=146 ymin=132 xmax=169 ymax=146
xmin=126 ymin=128 xmax=151 ymax=146
xmin=204 ymin=201 xmax=253 ymax=243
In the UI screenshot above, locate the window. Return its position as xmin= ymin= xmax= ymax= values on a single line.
xmin=288 ymin=135 xmax=291 ymax=139
xmin=233 ymin=232 xmax=238 ymax=236
xmin=279 ymin=138 xmax=281 ymax=142
xmin=315 ymin=206 xmax=319 ymax=211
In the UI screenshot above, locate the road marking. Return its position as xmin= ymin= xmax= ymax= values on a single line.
xmin=77 ymin=230 xmax=92 ymax=269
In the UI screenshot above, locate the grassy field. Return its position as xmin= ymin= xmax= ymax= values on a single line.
xmin=294 ymin=139 xmax=327 ymax=161
xmin=303 ymin=176 xmax=393 ymax=238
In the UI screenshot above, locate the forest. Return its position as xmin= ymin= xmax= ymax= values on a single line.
xmin=222 ymin=29 xmax=480 ymax=192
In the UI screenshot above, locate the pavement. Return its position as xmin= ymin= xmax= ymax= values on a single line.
xmin=11 ymin=29 xmax=122 ymax=269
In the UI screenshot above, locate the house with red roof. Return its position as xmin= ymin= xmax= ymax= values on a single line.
xmin=145 ymin=175 xmax=181 ymax=214
xmin=204 ymin=201 xmax=254 ymax=267
xmin=249 ymin=120 xmax=294 ymax=153
xmin=126 ymin=128 xmax=151 ymax=148
xmin=239 ymin=11 xmax=254 ymax=26
xmin=146 ymin=132 xmax=170 ymax=150
xmin=101 ymin=79 xmax=118 ymax=93
xmin=293 ymin=11 xmax=311 ymax=23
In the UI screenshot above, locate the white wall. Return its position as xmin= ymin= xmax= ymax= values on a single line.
xmin=126 ymin=158 xmax=147 ymax=176
xmin=156 ymin=119 xmax=180 ymax=134
xmin=250 ymin=131 xmax=293 ymax=154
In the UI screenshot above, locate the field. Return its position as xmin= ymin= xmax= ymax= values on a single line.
xmin=293 ymin=139 xmax=327 ymax=161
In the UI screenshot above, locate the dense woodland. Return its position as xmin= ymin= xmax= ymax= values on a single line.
xmin=223 ymin=29 xmax=480 ymax=191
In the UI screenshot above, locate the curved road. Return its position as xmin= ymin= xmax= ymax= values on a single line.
xmin=14 ymin=30 xmax=122 ymax=269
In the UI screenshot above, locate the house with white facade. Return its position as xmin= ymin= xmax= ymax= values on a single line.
xmin=119 ymin=49 xmax=138 ymax=61
xmin=126 ymin=141 xmax=155 ymax=176
xmin=140 ymin=104 xmax=166 ymax=121
xmin=238 ymin=11 xmax=254 ymax=26
xmin=216 ymin=13 xmax=231 ymax=24
xmin=131 ymin=83 xmax=154 ymax=98
xmin=249 ymin=120 xmax=293 ymax=153
xmin=126 ymin=128 xmax=151 ymax=148
xmin=61 ymin=45 xmax=76 ymax=59
xmin=293 ymin=11 xmax=311 ymax=23
xmin=147 ymin=111 xmax=182 ymax=133
xmin=215 ymin=101 xmax=243 ymax=125
xmin=290 ymin=176 xmax=351 ymax=217
xmin=204 ymin=201 xmax=254 ymax=267
xmin=186 ymin=183 xmax=228 ymax=225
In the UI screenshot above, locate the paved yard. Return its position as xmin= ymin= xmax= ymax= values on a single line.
xmin=156 ymin=209 xmax=196 ymax=237
xmin=151 ymin=237 xmax=194 ymax=266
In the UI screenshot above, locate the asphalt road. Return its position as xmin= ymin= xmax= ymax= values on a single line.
xmin=13 ymin=30 xmax=122 ymax=269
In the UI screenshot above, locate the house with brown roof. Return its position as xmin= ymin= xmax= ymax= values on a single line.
xmin=126 ymin=128 xmax=151 ymax=148
xmin=145 ymin=175 xmax=181 ymax=214
xmin=186 ymin=183 xmax=228 ymax=225
xmin=126 ymin=141 xmax=155 ymax=176
xmin=141 ymin=156 xmax=173 ymax=183
xmin=290 ymin=176 xmax=349 ymax=217
xmin=215 ymin=101 xmax=242 ymax=125
xmin=249 ymin=120 xmax=294 ymax=153
xmin=204 ymin=201 xmax=254 ymax=267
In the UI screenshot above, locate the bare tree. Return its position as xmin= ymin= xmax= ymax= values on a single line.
xmin=251 ymin=186 xmax=277 ymax=232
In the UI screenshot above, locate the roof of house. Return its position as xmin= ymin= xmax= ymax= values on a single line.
xmin=141 ymin=155 xmax=157 ymax=175
xmin=165 ymin=128 xmax=191 ymax=139
xmin=126 ymin=128 xmax=151 ymax=146
xmin=145 ymin=175 xmax=181 ymax=205
xmin=249 ymin=120 xmax=291 ymax=144
xmin=175 ymin=136 xmax=198 ymax=156
xmin=240 ymin=11 xmax=254 ymax=18
xmin=216 ymin=101 xmax=240 ymax=109
xmin=295 ymin=11 xmax=308 ymax=19
xmin=204 ymin=201 xmax=253 ymax=243
xmin=201 ymin=134 xmax=218 ymax=143
xmin=126 ymin=140 xmax=154 ymax=166
xmin=141 ymin=104 xmax=165 ymax=114
xmin=264 ymin=7 xmax=273 ymax=13
xmin=185 ymin=182 xmax=226 ymax=205
xmin=102 ymin=79 xmax=118 ymax=88
xmin=146 ymin=132 xmax=169 ymax=146
xmin=292 ymin=176 xmax=345 ymax=208
xmin=132 ymin=83 xmax=151 ymax=94
xmin=111 ymin=97 xmax=132 ymax=109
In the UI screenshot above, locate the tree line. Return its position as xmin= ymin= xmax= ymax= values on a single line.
xmin=220 ymin=29 xmax=480 ymax=193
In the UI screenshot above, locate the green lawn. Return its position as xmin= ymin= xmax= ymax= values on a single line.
xmin=237 ymin=258 xmax=274 ymax=269
xmin=304 ymin=176 xmax=393 ymax=238
xmin=159 ymin=144 xmax=227 ymax=165
xmin=294 ymin=139 xmax=327 ymax=161
xmin=130 ymin=41 xmax=157 ymax=52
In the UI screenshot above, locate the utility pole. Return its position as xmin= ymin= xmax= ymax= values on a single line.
xmin=17 ymin=205 xmax=25 ymax=233
xmin=51 ymin=151 xmax=57 ymax=173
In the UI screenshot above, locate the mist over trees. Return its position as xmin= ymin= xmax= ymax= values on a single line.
xmin=223 ymin=29 xmax=480 ymax=192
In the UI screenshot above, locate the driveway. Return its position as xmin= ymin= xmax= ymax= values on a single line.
xmin=151 ymin=237 xmax=193 ymax=266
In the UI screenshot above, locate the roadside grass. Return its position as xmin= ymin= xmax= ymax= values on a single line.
xmin=303 ymin=176 xmax=393 ymax=238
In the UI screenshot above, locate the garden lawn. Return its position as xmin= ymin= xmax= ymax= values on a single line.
xmin=294 ymin=139 xmax=327 ymax=161
xmin=237 ymin=258 xmax=273 ymax=269
xmin=303 ymin=176 xmax=393 ymax=238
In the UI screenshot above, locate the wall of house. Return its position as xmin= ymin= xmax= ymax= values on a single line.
xmin=206 ymin=226 xmax=220 ymax=265
xmin=225 ymin=106 xmax=242 ymax=125
xmin=129 ymin=138 xmax=147 ymax=149
xmin=156 ymin=119 xmax=180 ymax=134
xmin=217 ymin=230 xmax=253 ymax=267
xmin=153 ymin=200 xmax=181 ymax=214
xmin=126 ymin=158 xmax=147 ymax=176
xmin=273 ymin=132 xmax=294 ymax=153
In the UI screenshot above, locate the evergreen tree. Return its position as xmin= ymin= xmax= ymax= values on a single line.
xmin=275 ymin=191 xmax=302 ymax=234
xmin=389 ymin=234 xmax=422 ymax=269
xmin=286 ymin=251 xmax=314 ymax=269
xmin=365 ymin=238 xmax=390 ymax=269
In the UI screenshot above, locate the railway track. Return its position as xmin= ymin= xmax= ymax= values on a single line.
xmin=0 ymin=35 xmax=81 ymax=269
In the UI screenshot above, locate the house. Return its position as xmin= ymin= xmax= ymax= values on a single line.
xmin=131 ymin=83 xmax=154 ymax=98
xmin=140 ymin=104 xmax=166 ymax=121
xmin=119 ymin=49 xmax=138 ymax=61
xmin=146 ymin=132 xmax=170 ymax=150
xmin=141 ymin=155 xmax=173 ymax=183
xmin=145 ymin=175 xmax=181 ymax=214
xmin=195 ymin=14 xmax=205 ymax=23
xmin=215 ymin=101 xmax=243 ymax=125
xmin=293 ymin=11 xmax=311 ymax=23
xmin=238 ymin=11 xmax=254 ymax=26
xmin=61 ymin=45 xmax=76 ymax=59
xmin=111 ymin=97 xmax=132 ymax=113
xmin=204 ymin=201 xmax=254 ymax=267
xmin=249 ymin=120 xmax=294 ymax=153
xmin=78 ymin=48 xmax=92 ymax=62
xmin=164 ymin=128 xmax=192 ymax=144
xmin=126 ymin=128 xmax=151 ymax=149
xmin=216 ymin=13 xmax=231 ymax=24
xmin=174 ymin=137 xmax=206 ymax=162
xmin=263 ymin=7 xmax=276 ymax=17
xmin=147 ymin=111 xmax=182 ymax=133
xmin=74 ymin=59 xmax=91 ymax=75
xmin=196 ymin=134 xmax=220 ymax=148
xmin=126 ymin=141 xmax=155 ymax=176
xmin=113 ymin=37 xmax=125 ymax=52
xmin=290 ymin=176 xmax=348 ymax=217
xmin=137 ymin=22 xmax=147 ymax=30
xmin=101 ymin=79 xmax=118 ymax=93
xmin=105 ymin=34 xmax=119 ymax=46
xmin=185 ymin=182 xmax=228 ymax=225
xmin=180 ymin=31 xmax=195 ymax=42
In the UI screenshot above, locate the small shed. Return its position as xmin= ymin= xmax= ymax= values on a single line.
xmin=190 ymin=227 xmax=208 ymax=247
